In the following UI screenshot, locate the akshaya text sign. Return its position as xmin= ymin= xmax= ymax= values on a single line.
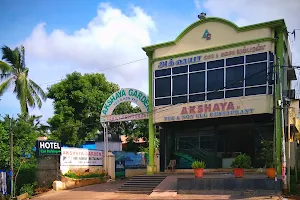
xmin=36 ymin=140 xmax=61 ymax=156
xmin=60 ymin=147 xmax=103 ymax=166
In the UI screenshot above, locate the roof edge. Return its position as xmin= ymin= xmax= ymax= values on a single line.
xmin=142 ymin=17 xmax=285 ymax=52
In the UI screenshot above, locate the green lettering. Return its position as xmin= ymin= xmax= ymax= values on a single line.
xmin=137 ymin=92 xmax=142 ymax=100
xmin=128 ymin=89 xmax=133 ymax=96
xmin=121 ymin=89 xmax=126 ymax=96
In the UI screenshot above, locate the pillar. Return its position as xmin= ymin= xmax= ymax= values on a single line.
xmin=275 ymin=29 xmax=284 ymax=175
xmin=147 ymin=51 xmax=155 ymax=174
xmin=155 ymin=149 xmax=160 ymax=173
xmin=107 ymin=152 xmax=115 ymax=180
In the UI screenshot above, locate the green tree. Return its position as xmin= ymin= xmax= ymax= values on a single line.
xmin=48 ymin=72 xmax=148 ymax=146
xmin=0 ymin=114 xmax=41 ymax=195
xmin=0 ymin=45 xmax=47 ymax=114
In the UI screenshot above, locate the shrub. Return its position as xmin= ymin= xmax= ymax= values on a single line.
xmin=19 ymin=182 xmax=38 ymax=197
xmin=259 ymin=140 xmax=275 ymax=168
xmin=64 ymin=172 xmax=104 ymax=179
xmin=231 ymin=154 xmax=251 ymax=169
xmin=191 ymin=160 xmax=206 ymax=169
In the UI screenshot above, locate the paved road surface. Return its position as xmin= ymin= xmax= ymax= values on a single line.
xmin=32 ymin=180 xmax=282 ymax=200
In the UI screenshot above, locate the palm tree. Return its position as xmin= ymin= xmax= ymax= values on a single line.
xmin=0 ymin=45 xmax=47 ymax=114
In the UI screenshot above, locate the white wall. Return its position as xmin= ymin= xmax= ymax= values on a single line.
xmin=95 ymin=141 xmax=122 ymax=151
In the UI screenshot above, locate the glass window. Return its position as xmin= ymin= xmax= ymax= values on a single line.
xmin=189 ymin=63 xmax=205 ymax=72
xmin=226 ymin=56 xmax=244 ymax=66
xmin=155 ymin=77 xmax=171 ymax=98
xmin=172 ymin=96 xmax=187 ymax=105
xmin=245 ymin=62 xmax=267 ymax=86
xmin=189 ymin=72 xmax=205 ymax=93
xmin=207 ymin=69 xmax=224 ymax=91
xmin=226 ymin=66 xmax=244 ymax=89
xmin=172 ymin=74 xmax=188 ymax=95
xmin=246 ymin=52 xmax=267 ymax=63
xmin=268 ymin=62 xmax=274 ymax=84
xmin=245 ymin=86 xmax=266 ymax=96
xmin=268 ymin=86 xmax=273 ymax=94
xmin=269 ymin=52 xmax=274 ymax=61
xmin=207 ymin=91 xmax=224 ymax=100
xmin=155 ymin=98 xmax=171 ymax=106
xmin=225 ymin=89 xmax=243 ymax=98
xmin=200 ymin=136 xmax=213 ymax=150
xmin=189 ymin=94 xmax=205 ymax=102
xmin=155 ymin=68 xmax=171 ymax=77
xmin=172 ymin=65 xmax=188 ymax=75
xmin=207 ymin=59 xmax=224 ymax=69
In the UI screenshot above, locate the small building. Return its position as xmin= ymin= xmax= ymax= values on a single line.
xmin=142 ymin=16 xmax=299 ymax=172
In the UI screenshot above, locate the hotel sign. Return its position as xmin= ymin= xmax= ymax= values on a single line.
xmin=101 ymin=112 xmax=148 ymax=123
xmin=153 ymin=95 xmax=273 ymax=123
xmin=36 ymin=140 xmax=61 ymax=156
xmin=163 ymin=102 xmax=254 ymax=122
xmin=157 ymin=43 xmax=267 ymax=69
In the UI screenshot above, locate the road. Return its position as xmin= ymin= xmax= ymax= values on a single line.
xmin=32 ymin=180 xmax=282 ymax=200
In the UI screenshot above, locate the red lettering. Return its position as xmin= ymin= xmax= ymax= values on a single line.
xmin=189 ymin=106 xmax=196 ymax=114
xmin=220 ymin=102 xmax=227 ymax=111
xmin=181 ymin=107 xmax=188 ymax=115
xmin=204 ymin=104 xmax=211 ymax=112
xmin=212 ymin=104 xmax=220 ymax=112
xmin=227 ymin=102 xmax=234 ymax=110
xmin=197 ymin=105 xmax=203 ymax=113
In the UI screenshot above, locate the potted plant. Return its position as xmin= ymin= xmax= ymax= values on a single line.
xmin=230 ymin=154 xmax=251 ymax=178
xmin=191 ymin=160 xmax=206 ymax=178
xmin=260 ymin=140 xmax=276 ymax=178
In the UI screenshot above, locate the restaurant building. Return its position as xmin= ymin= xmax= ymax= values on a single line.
xmin=142 ymin=16 xmax=297 ymax=172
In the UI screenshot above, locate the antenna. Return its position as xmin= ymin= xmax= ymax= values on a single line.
xmin=288 ymin=29 xmax=300 ymax=41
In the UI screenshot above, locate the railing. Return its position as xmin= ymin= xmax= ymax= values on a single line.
xmin=174 ymin=139 xmax=217 ymax=168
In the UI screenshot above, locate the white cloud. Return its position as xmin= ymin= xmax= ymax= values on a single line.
xmin=20 ymin=3 xmax=156 ymax=121
xmin=24 ymin=2 xmax=155 ymax=92
xmin=194 ymin=0 xmax=201 ymax=10
xmin=203 ymin=0 xmax=300 ymax=97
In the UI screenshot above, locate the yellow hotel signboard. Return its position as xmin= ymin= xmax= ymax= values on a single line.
xmin=153 ymin=95 xmax=273 ymax=123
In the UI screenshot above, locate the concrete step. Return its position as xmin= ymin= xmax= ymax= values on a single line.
xmin=117 ymin=175 xmax=167 ymax=194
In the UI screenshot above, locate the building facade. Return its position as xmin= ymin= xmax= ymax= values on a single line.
xmin=143 ymin=17 xmax=297 ymax=172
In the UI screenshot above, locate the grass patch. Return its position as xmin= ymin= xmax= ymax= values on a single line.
xmin=64 ymin=172 xmax=105 ymax=179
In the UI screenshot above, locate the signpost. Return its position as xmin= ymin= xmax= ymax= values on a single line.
xmin=60 ymin=147 xmax=103 ymax=166
xmin=100 ymin=88 xmax=150 ymax=175
xmin=36 ymin=141 xmax=61 ymax=156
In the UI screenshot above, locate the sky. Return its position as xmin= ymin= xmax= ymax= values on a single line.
xmin=0 ymin=0 xmax=300 ymax=124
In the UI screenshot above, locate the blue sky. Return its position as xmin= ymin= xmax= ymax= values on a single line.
xmin=0 ymin=0 xmax=299 ymax=123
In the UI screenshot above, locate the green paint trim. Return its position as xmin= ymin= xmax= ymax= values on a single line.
xmin=275 ymin=30 xmax=284 ymax=175
xmin=143 ymin=17 xmax=286 ymax=52
xmin=152 ymin=37 xmax=275 ymax=63
xmin=146 ymin=51 xmax=155 ymax=174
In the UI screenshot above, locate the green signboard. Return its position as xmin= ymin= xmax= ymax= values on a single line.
xmin=36 ymin=140 xmax=61 ymax=156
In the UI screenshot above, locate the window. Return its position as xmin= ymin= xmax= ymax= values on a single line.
xmin=172 ymin=96 xmax=187 ymax=104
xmin=246 ymin=52 xmax=267 ymax=63
xmin=155 ymin=68 xmax=171 ymax=77
xmin=207 ymin=59 xmax=224 ymax=69
xmin=207 ymin=91 xmax=224 ymax=100
xmin=155 ymin=98 xmax=171 ymax=106
xmin=245 ymin=86 xmax=266 ymax=96
xmin=245 ymin=62 xmax=267 ymax=86
xmin=190 ymin=63 xmax=205 ymax=72
xmin=226 ymin=66 xmax=244 ymax=89
xmin=226 ymin=89 xmax=243 ymax=98
xmin=172 ymin=74 xmax=188 ymax=95
xmin=189 ymin=94 xmax=205 ymax=102
xmin=155 ymin=77 xmax=171 ymax=98
xmin=226 ymin=56 xmax=244 ymax=66
xmin=172 ymin=65 xmax=188 ymax=74
xmin=189 ymin=72 xmax=205 ymax=93
xmin=153 ymin=51 xmax=271 ymax=106
xmin=207 ymin=69 xmax=224 ymax=91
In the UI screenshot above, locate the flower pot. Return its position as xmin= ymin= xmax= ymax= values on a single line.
xmin=233 ymin=168 xmax=244 ymax=178
xmin=266 ymin=168 xmax=275 ymax=178
xmin=194 ymin=168 xmax=204 ymax=178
